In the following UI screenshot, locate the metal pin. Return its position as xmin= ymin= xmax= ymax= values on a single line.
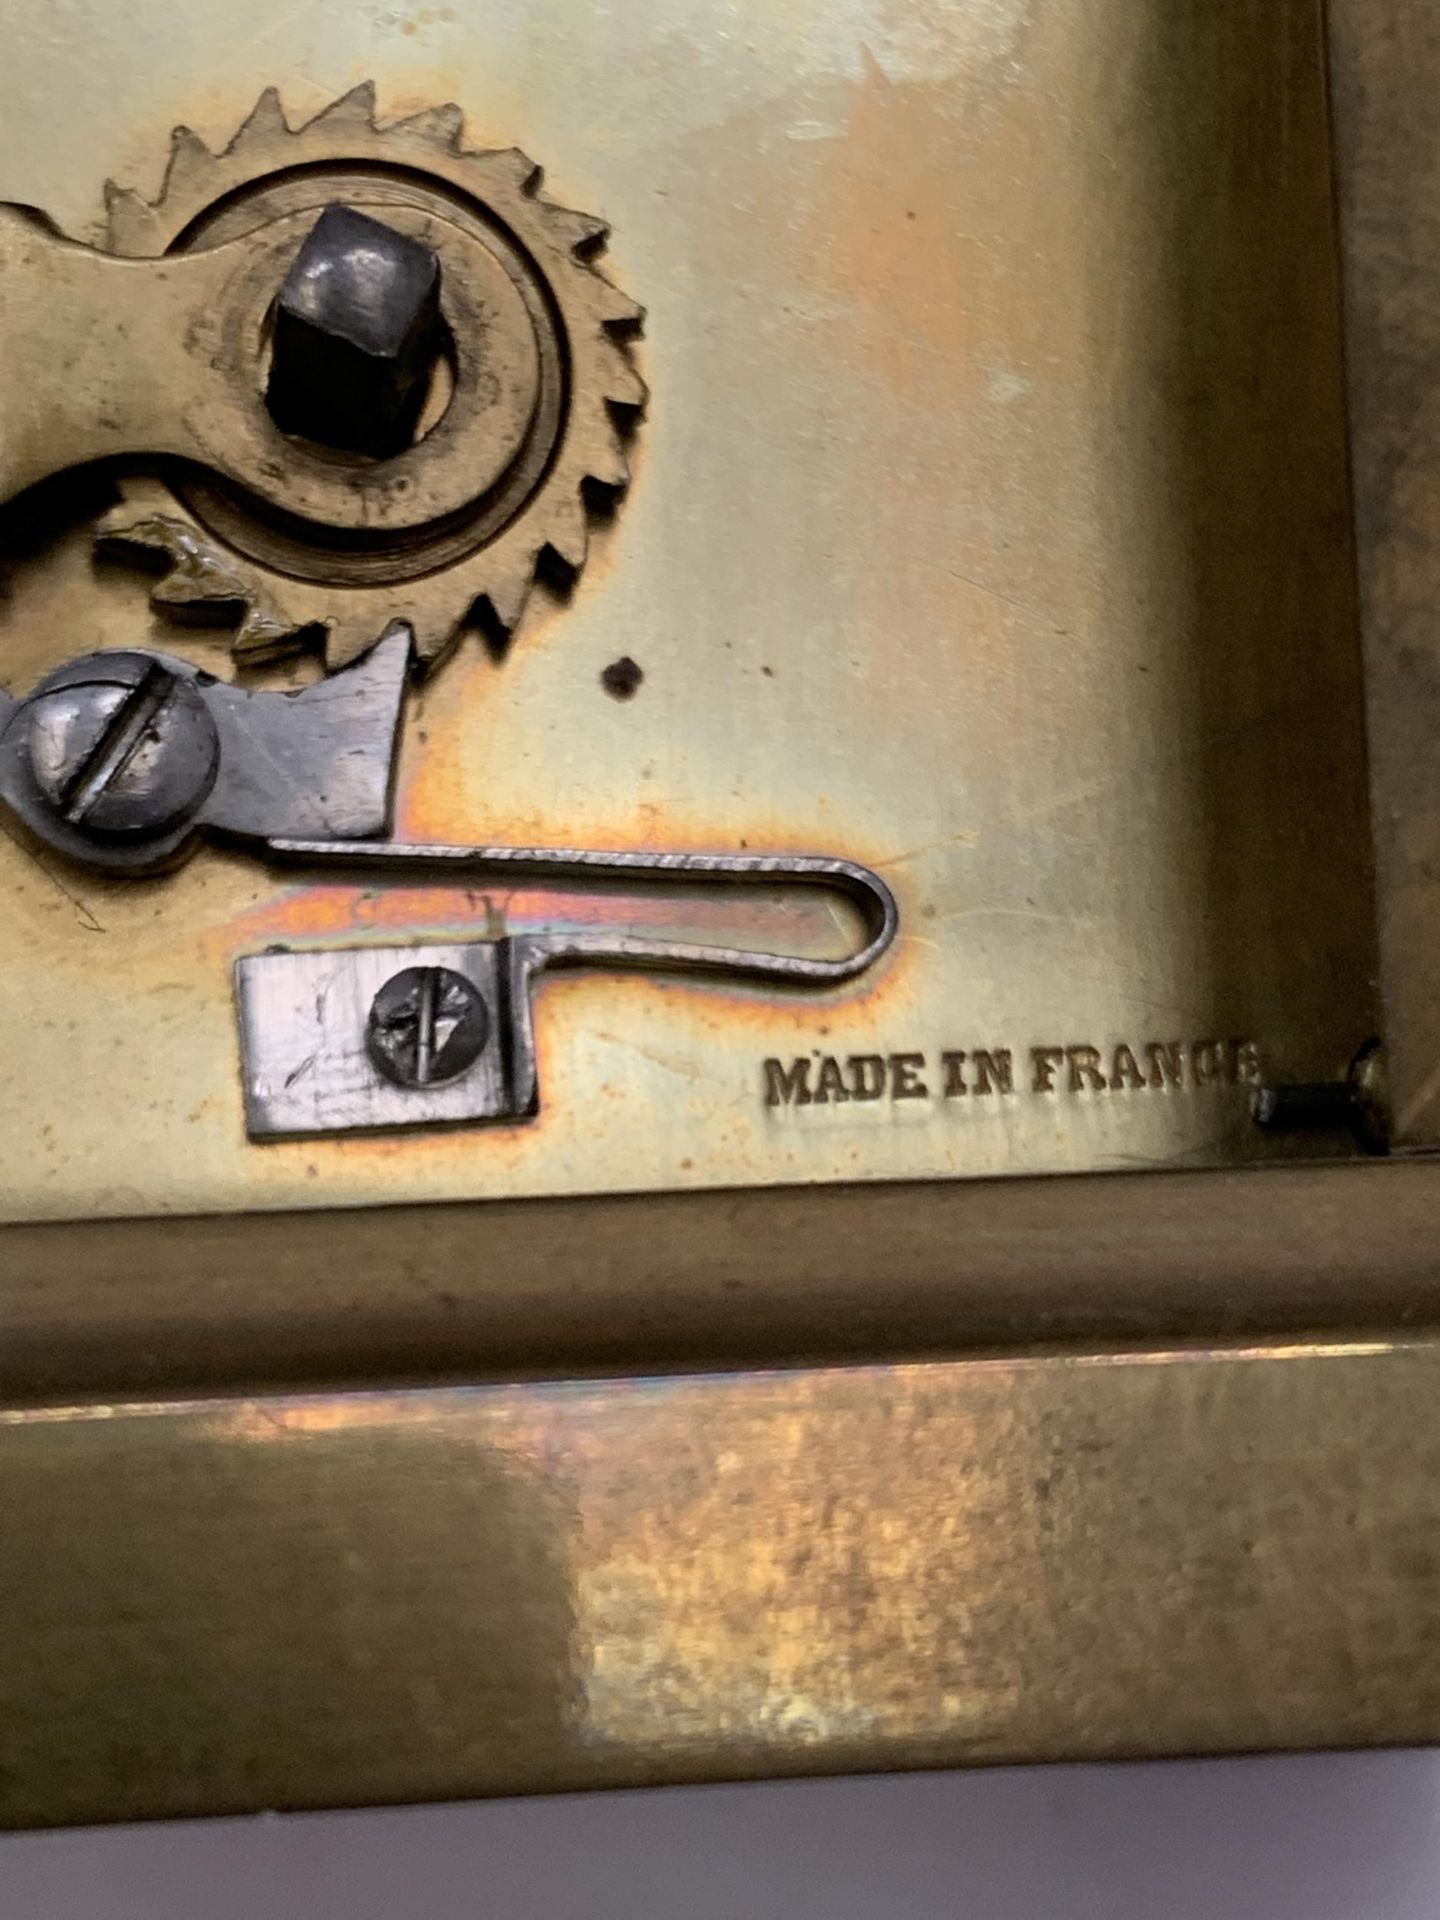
xmin=266 ymin=204 xmax=446 ymax=459
xmin=1251 ymin=1042 xmax=1388 ymax=1154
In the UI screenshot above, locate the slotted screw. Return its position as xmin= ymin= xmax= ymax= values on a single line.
xmin=25 ymin=650 xmax=220 ymax=840
xmin=366 ymin=965 xmax=491 ymax=1089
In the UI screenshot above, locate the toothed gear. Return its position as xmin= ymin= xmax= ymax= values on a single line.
xmin=94 ymin=85 xmax=645 ymax=672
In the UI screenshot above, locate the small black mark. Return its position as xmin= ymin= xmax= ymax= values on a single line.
xmin=601 ymin=656 xmax=644 ymax=700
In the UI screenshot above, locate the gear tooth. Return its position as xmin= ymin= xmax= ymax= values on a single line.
xmin=394 ymin=102 xmax=465 ymax=147
xmin=544 ymin=204 xmax=609 ymax=255
xmin=600 ymin=340 xmax=648 ymax=411
xmin=236 ymin=603 xmax=305 ymax=662
xmin=164 ymin=126 xmax=215 ymax=199
xmin=405 ymin=610 xmax=465 ymax=670
xmin=307 ymin=81 xmax=379 ymax=132
xmin=95 ymin=474 xmax=179 ymax=538
xmin=95 ymin=519 xmax=178 ymax=567
xmin=471 ymin=147 xmax=541 ymax=194
xmin=95 ymin=497 xmax=159 ymax=547
xmin=544 ymin=494 xmax=589 ymax=573
xmin=585 ymin=434 xmax=631 ymax=491
xmin=103 ymin=179 xmax=161 ymax=252
xmin=150 ymin=570 xmax=227 ymax=610
xmin=323 ymin=616 xmax=384 ymax=673
xmin=231 ymin=85 xmax=289 ymax=150
xmin=483 ymin=557 xmax=537 ymax=633
xmin=595 ymin=283 xmax=646 ymax=334
xmin=404 ymin=613 xmax=448 ymax=665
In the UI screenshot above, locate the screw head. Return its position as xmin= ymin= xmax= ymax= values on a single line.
xmin=266 ymin=203 xmax=446 ymax=460
xmin=366 ymin=965 xmax=490 ymax=1089
xmin=26 ymin=651 xmax=220 ymax=839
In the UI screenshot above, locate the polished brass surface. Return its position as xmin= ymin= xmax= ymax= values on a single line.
xmin=1328 ymin=1 xmax=1440 ymax=1151
xmin=7 ymin=1336 xmax=1440 ymax=1829
xmin=0 ymin=0 xmax=1375 ymax=1223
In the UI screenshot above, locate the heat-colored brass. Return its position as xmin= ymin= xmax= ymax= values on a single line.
xmin=0 ymin=0 xmax=1375 ymax=1223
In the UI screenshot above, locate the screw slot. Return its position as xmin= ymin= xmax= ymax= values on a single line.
xmin=25 ymin=652 xmax=220 ymax=840
xmin=366 ymin=965 xmax=490 ymax=1089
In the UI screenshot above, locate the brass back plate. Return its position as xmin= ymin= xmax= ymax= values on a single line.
xmin=0 ymin=0 xmax=1373 ymax=1223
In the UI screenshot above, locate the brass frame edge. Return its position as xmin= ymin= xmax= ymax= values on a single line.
xmin=6 ymin=1334 xmax=1439 ymax=1828
xmin=1327 ymin=0 xmax=1440 ymax=1144
xmin=6 ymin=1156 xmax=1440 ymax=1398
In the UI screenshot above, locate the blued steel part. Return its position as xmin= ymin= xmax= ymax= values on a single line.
xmin=0 ymin=198 xmax=541 ymax=538
xmin=1327 ymin=3 xmax=1440 ymax=1147
xmin=237 ymin=844 xmax=897 ymax=1137
xmin=0 ymin=687 xmax=200 ymax=871
xmin=366 ymin=964 xmax=491 ymax=1087
xmin=24 ymin=652 xmax=219 ymax=837
xmin=237 ymin=943 xmax=510 ymax=1137
xmin=266 ymin=205 xmax=445 ymax=458
xmin=1252 ymin=1082 xmax=1358 ymax=1132
xmin=91 ymin=87 xmax=645 ymax=672
xmin=0 ymin=631 xmax=409 ymax=872
xmin=198 ymin=629 xmax=409 ymax=843
xmin=7 ymin=1338 xmax=1440 ymax=1828
xmin=265 ymin=838 xmax=899 ymax=988
xmin=1251 ymin=1041 xmax=1389 ymax=1154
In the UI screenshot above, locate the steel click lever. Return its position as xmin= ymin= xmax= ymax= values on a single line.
xmin=238 ymin=837 xmax=898 ymax=1138
xmin=0 ymin=640 xmax=898 ymax=1139
xmin=266 ymin=837 xmax=897 ymax=986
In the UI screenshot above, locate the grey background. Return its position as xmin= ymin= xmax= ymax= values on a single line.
xmin=4 ymin=1752 xmax=1439 ymax=1918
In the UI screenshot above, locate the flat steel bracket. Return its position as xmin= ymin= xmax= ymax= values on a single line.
xmin=237 ymin=839 xmax=899 ymax=1136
